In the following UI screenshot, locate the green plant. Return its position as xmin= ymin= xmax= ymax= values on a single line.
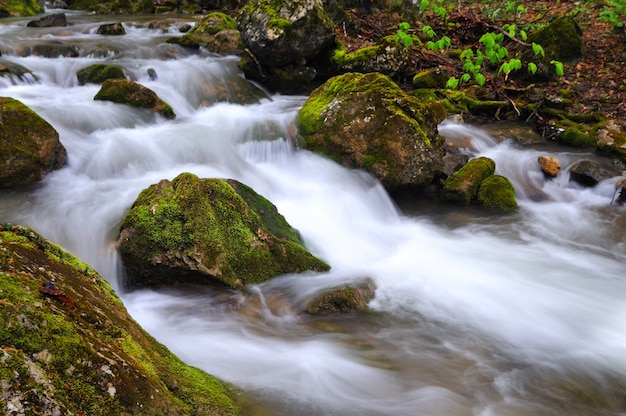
xmin=422 ymin=25 xmax=451 ymax=51
xmin=419 ymin=0 xmax=449 ymax=22
xmin=599 ymin=0 xmax=626 ymax=29
xmin=446 ymin=24 xmax=560 ymax=89
xmin=395 ymin=21 xmax=413 ymax=47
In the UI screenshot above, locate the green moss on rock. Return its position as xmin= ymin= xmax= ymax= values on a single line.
xmin=0 ymin=97 xmax=67 ymax=188
xmin=477 ymin=175 xmax=518 ymax=213
xmin=442 ymin=157 xmax=496 ymax=205
xmin=0 ymin=0 xmax=43 ymax=17
xmin=298 ymin=72 xmax=444 ymax=192
xmin=118 ymin=173 xmax=330 ymax=290
xmin=94 ymin=78 xmax=175 ymax=119
xmin=76 ymin=63 xmax=126 ymax=85
xmin=0 ymin=224 xmax=241 ymax=415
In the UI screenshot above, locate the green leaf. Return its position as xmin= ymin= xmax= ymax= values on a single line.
xmin=474 ymin=72 xmax=486 ymax=86
xmin=499 ymin=62 xmax=510 ymax=74
xmin=461 ymin=73 xmax=471 ymax=83
xmin=532 ymin=42 xmax=545 ymax=57
xmin=551 ymin=60 xmax=564 ymax=77
xmin=520 ymin=30 xmax=527 ymax=41
xmin=527 ymin=62 xmax=537 ymax=74
xmin=510 ymin=58 xmax=522 ymax=70
xmin=403 ymin=36 xmax=413 ymax=47
xmin=446 ymin=77 xmax=459 ymax=89
xmin=399 ymin=22 xmax=410 ymax=31
xmin=460 ymin=49 xmax=474 ymax=59
xmin=420 ymin=0 xmax=429 ymax=11
xmin=427 ymin=41 xmax=436 ymax=50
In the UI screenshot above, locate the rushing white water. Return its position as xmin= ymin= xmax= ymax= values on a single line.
xmin=1 ymin=14 xmax=626 ymax=416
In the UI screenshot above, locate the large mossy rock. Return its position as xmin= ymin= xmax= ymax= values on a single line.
xmin=117 ymin=173 xmax=330 ymax=290
xmin=442 ymin=157 xmax=496 ymax=205
xmin=0 ymin=97 xmax=67 ymax=188
xmin=0 ymin=224 xmax=241 ymax=416
xmin=528 ymin=16 xmax=584 ymax=64
xmin=76 ymin=63 xmax=126 ymax=85
xmin=236 ymin=0 xmax=336 ymax=93
xmin=94 ymin=79 xmax=175 ymax=119
xmin=0 ymin=0 xmax=43 ymax=17
xmin=298 ymin=72 xmax=445 ymax=193
xmin=237 ymin=0 xmax=336 ymax=67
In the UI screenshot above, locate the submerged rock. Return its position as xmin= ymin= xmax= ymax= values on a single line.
xmin=0 ymin=224 xmax=241 ymax=416
xmin=0 ymin=97 xmax=67 ymax=188
xmin=298 ymin=72 xmax=445 ymax=193
xmin=94 ymin=78 xmax=175 ymax=119
xmin=76 ymin=63 xmax=126 ymax=85
xmin=305 ymin=279 xmax=376 ymax=314
xmin=236 ymin=0 xmax=336 ymax=93
xmin=117 ymin=173 xmax=330 ymax=290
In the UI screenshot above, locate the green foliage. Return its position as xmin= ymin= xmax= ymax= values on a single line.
xmin=419 ymin=0 xmax=449 ymax=21
xmin=395 ymin=22 xmax=413 ymax=47
xmin=445 ymin=22 xmax=562 ymax=89
xmin=599 ymin=0 xmax=626 ymax=29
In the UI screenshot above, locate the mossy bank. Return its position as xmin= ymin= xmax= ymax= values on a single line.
xmin=0 ymin=224 xmax=241 ymax=416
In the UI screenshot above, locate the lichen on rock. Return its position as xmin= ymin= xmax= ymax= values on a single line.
xmin=117 ymin=173 xmax=330 ymax=290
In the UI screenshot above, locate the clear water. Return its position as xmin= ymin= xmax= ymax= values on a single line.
xmin=1 ymin=14 xmax=625 ymax=416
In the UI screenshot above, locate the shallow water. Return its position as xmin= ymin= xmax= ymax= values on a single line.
xmin=1 ymin=13 xmax=625 ymax=416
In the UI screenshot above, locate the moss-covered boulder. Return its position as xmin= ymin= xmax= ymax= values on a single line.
xmin=0 ymin=97 xmax=67 ymax=188
xmin=442 ymin=157 xmax=496 ymax=205
xmin=94 ymin=79 xmax=175 ymax=119
xmin=237 ymin=0 xmax=336 ymax=67
xmin=528 ymin=16 xmax=584 ymax=64
xmin=0 ymin=224 xmax=241 ymax=416
xmin=76 ymin=63 xmax=126 ymax=85
xmin=332 ymin=36 xmax=410 ymax=77
xmin=170 ymin=12 xmax=244 ymax=55
xmin=477 ymin=175 xmax=518 ymax=213
xmin=117 ymin=173 xmax=330 ymax=290
xmin=298 ymin=72 xmax=445 ymax=193
xmin=0 ymin=0 xmax=43 ymax=17
xmin=304 ymin=279 xmax=375 ymax=314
